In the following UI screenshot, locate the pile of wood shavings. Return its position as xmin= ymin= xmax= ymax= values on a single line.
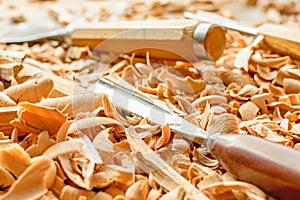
xmin=0 ymin=39 xmax=283 ymax=200
xmin=1 ymin=0 xmax=300 ymax=200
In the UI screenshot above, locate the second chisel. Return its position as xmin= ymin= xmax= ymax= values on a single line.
xmin=184 ymin=11 xmax=300 ymax=60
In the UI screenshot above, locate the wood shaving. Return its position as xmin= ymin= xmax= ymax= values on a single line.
xmin=4 ymin=77 xmax=54 ymax=103
xmin=1 ymin=0 xmax=300 ymax=199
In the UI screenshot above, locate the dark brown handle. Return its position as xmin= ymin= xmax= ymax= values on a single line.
xmin=209 ymin=134 xmax=300 ymax=200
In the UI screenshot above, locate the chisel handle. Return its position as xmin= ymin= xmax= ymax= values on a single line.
xmin=184 ymin=11 xmax=300 ymax=60
xmin=207 ymin=133 xmax=300 ymax=200
xmin=71 ymin=19 xmax=225 ymax=61
xmin=259 ymin=24 xmax=300 ymax=60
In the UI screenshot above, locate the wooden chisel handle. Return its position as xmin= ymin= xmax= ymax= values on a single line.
xmin=259 ymin=24 xmax=300 ymax=60
xmin=184 ymin=12 xmax=300 ymax=60
xmin=206 ymin=133 xmax=300 ymax=200
xmin=71 ymin=19 xmax=225 ymax=61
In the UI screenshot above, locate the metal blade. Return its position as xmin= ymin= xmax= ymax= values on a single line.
xmin=93 ymin=77 xmax=208 ymax=143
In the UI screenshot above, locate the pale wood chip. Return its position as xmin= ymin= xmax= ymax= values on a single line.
xmin=257 ymin=66 xmax=277 ymax=81
xmin=92 ymin=192 xmax=113 ymax=200
xmin=157 ymin=70 xmax=205 ymax=94
xmin=237 ymin=84 xmax=259 ymax=97
xmin=0 ymin=50 xmax=25 ymax=81
xmin=10 ymin=102 xmax=68 ymax=135
xmin=283 ymin=78 xmax=300 ymax=94
xmin=59 ymin=185 xmax=95 ymax=200
xmin=0 ymin=157 xmax=56 ymax=200
xmin=250 ymin=93 xmax=272 ymax=114
xmin=268 ymin=83 xmax=285 ymax=97
xmin=90 ymin=166 xmax=118 ymax=188
xmin=254 ymin=55 xmax=290 ymax=69
xmin=171 ymin=139 xmax=191 ymax=155
xmin=188 ymin=161 xmax=216 ymax=179
xmin=234 ymin=35 xmax=264 ymax=71
xmin=125 ymin=180 xmax=149 ymax=200
xmin=272 ymin=107 xmax=284 ymax=122
xmin=274 ymin=66 xmax=298 ymax=86
xmin=221 ymin=71 xmax=256 ymax=87
xmin=201 ymin=181 xmax=266 ymax=200
xmin=26 ymin=131 xmax=56 ymax=157
xmin=239 ymin=102 xmax=260 ymax=121
xmin=160 ymin=187 xmax=185 ymax=200
xmin=207 ymin=114 xmax=240 ymax=134
xmin=177 ymin=96 xmax=197 ymax=115
xmin=192 ymin=95 xmax=227 ymax=108
xmin=147 ymin=189 xmax=161 ymax=200
xmin=196 ymin=172 xmax=223 ymax=191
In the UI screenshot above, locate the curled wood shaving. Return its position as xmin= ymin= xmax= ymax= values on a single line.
xmin=147 ymin=189 xmax=161 ymax=200
xmin=125 ymin=126 xmax=208 ymax=198
xmin=10 ymin=102 xmax=68 ymax=135
xmin=201 ymin=181 xmax=266 ymax=200
xmin=39 ymin=93 xmax=103 ymax=118
xmin=234 ymin=35 xmax=264 ymax=71
xmin=207 ymin=114 xmax=240 ymax=134
xmin=92 ymin=192 xmax=113 ymax=200
xmin=125 ymin=179 xmax=149 ymax=200
xmin=43 ymin=140 xmax=83 ymax=159
xmin=102 ymin=94 xmax=130 ymax=126
xmin=157 ymin=70 xmax=206 ymax=94
xmin=59 ymin=185 xmax=95 ymax=200
xmin=192 ymin=95 xmax=227 ymax=108
xmin=0 ymin=164 xmax=15 ymax=189
xmin=193 ymin=148 xmax=219 ymax=168
xmin=160 ymin=187 xmax=185 ymax=200
xmin=153 ymin=124 xmax=171 ymax=150
xmin=4 ymin=77 xmax=54 ymax=103
xmin=26 ymin=131 xmax=56 ymax=157
xmin=67 ymin=117 xmax=125 ymax=139
xmin=0 ymin=143 xmax=31 ymax=178
xmin=0 ymin=92 xmax=16 ymax=107
xmin=0 ymin=156 xmax=56 ymax=200
xmin=0 ymin=50 xmax=25 ymax=82
xmin=221 ymin=71 xmax=256 ymax=87
xmin=250 ymin=93 xmax=272 ymax=114
xmin=253 ymin=55 xmax=290 ymax=69
xmin=256 ymin=66 xmax=277 ymax=81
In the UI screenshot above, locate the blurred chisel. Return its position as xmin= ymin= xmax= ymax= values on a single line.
xmin=184 ymin=11 xmax=300 ymax=60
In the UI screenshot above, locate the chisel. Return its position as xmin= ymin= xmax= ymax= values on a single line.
xmin=184 ymin=11 xmax=300 ymax=60
xmin=95 ymin=77 xmax=300 ymax=200
xmin=1 ymin=19 xmax=225 ymax=61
